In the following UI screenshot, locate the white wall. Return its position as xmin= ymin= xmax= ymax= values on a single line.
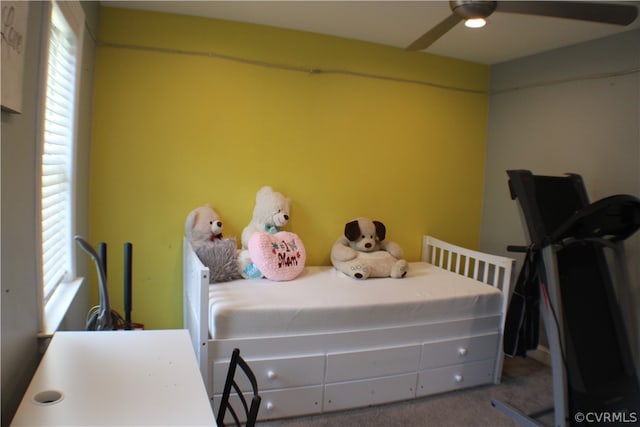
xmin=0 ymin=3 xmax=98 ymax=424
xmin=0 ymin=4 xmax=43 ymax=424
xmin=480 ymin=29 xmax=640 ymax=367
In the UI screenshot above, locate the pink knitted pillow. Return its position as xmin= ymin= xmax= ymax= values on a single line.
xmin=248 ymin=231 xmax=306 ymax=281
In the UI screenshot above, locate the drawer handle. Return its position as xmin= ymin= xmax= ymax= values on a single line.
xmin=266 ymin=401 xmax=274 ymax=411
xmin=267 ymin=370 xmax=277 ymax=380
xmin=458 ymin=347 xmax=468 ymax=357
xmin=454 ymin=374 xmax=464 ymax=383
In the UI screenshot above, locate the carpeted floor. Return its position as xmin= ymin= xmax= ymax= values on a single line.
xmin=259 ymin=356 xmax=553 ymax=426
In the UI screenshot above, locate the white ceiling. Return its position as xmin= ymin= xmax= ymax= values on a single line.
xmin=102 ymin=1 xmax=640 ymax=64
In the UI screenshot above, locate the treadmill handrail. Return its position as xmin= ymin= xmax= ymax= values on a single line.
xmin=550 ymin=194 xmax=640 ymax=244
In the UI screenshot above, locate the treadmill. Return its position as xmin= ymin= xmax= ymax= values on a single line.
xmin=492 ymin=170 xmax=640 ymax=427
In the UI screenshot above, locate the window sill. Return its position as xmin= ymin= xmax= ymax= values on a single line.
xmin=39 ymin=277 xmax=84 ymax=338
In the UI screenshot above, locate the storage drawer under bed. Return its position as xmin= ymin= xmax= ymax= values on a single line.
xmin=213 ymin=385 xmax=324 ymax=422
xmin=420 ymin=333 xmax=500 ymax=370
xmin=324 ymin=372 xmax=418 ymax=412
xmin=212 ymin=353 xmax=325 ymax=393
xmin=417 ymin=358 xmax=496 ymax=397
xmin=325 ymin=344 xmax=421 ymax=383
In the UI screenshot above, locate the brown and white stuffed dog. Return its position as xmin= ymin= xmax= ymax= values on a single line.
xmin=330 ymin=217 xmax=408 ymax=280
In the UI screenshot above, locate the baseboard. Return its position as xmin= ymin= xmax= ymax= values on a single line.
xmin=527 ymin=345 xmax=551 ymax=366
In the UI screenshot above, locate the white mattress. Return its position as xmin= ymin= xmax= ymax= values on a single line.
xmin=208 ymin=262 xmax=502 ymax=339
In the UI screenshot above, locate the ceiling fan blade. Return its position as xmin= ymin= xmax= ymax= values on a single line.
xmin=496 ymin=1 xmax=638 ymax=26
xmin=406 ymin=13 xmax=463 ymax=51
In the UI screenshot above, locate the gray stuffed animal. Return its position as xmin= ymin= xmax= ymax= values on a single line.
xmin=195 ymin=239 xmax=242 ymax=283
xmin=185 ymin=205 xmax=242 ymax=283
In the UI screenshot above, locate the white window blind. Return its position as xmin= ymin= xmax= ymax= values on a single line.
xmin=40 ymin=1 xmax=81 ymax=303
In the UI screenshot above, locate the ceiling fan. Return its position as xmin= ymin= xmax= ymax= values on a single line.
xmin=406 ymin=1 xmax=639 ymax=51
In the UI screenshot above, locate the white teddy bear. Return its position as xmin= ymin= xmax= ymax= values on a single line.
xmin=185 ymin=205 xmax=224 ymax=251
xmin=239 ymin=186 xmax=293 ymax=278
xmin=241 ymin=186 xmax=291 ymax=249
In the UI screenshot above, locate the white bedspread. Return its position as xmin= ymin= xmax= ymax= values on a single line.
xmin=208 ymin=262 xmax=502 ymax=339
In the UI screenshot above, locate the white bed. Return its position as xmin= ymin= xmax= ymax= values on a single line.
xmin=183 ymin=235 xmax=515 ymax=422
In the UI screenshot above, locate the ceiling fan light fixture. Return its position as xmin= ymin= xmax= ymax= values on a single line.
xmin=464 ymin=18 xmax=487 ymax=28
xmin=407 ymin=0 xmax=638 ymax=52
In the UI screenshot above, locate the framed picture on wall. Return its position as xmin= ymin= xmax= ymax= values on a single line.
xmin=1 ymin=1 xmax=28 ymax=114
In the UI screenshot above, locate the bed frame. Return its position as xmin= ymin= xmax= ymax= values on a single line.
xmin=183 ymin=235 xmax=515 ymax=421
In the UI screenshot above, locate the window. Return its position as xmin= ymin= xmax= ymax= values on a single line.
xmin=37 ymin=0 xmax=84 ymax=335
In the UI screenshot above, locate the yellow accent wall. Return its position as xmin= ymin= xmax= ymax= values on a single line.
xmin=91 ymin=7 xmax=489 ymax=329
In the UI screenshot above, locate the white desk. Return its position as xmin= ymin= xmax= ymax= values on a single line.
xmin=11 ymin=330 xmax=215 ymax=426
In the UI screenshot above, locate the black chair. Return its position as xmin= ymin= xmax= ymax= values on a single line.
xmin=493 ymin=170 xmax=640 ymax=427
xmin=217 ymin=348 xmax=262 ymax=427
